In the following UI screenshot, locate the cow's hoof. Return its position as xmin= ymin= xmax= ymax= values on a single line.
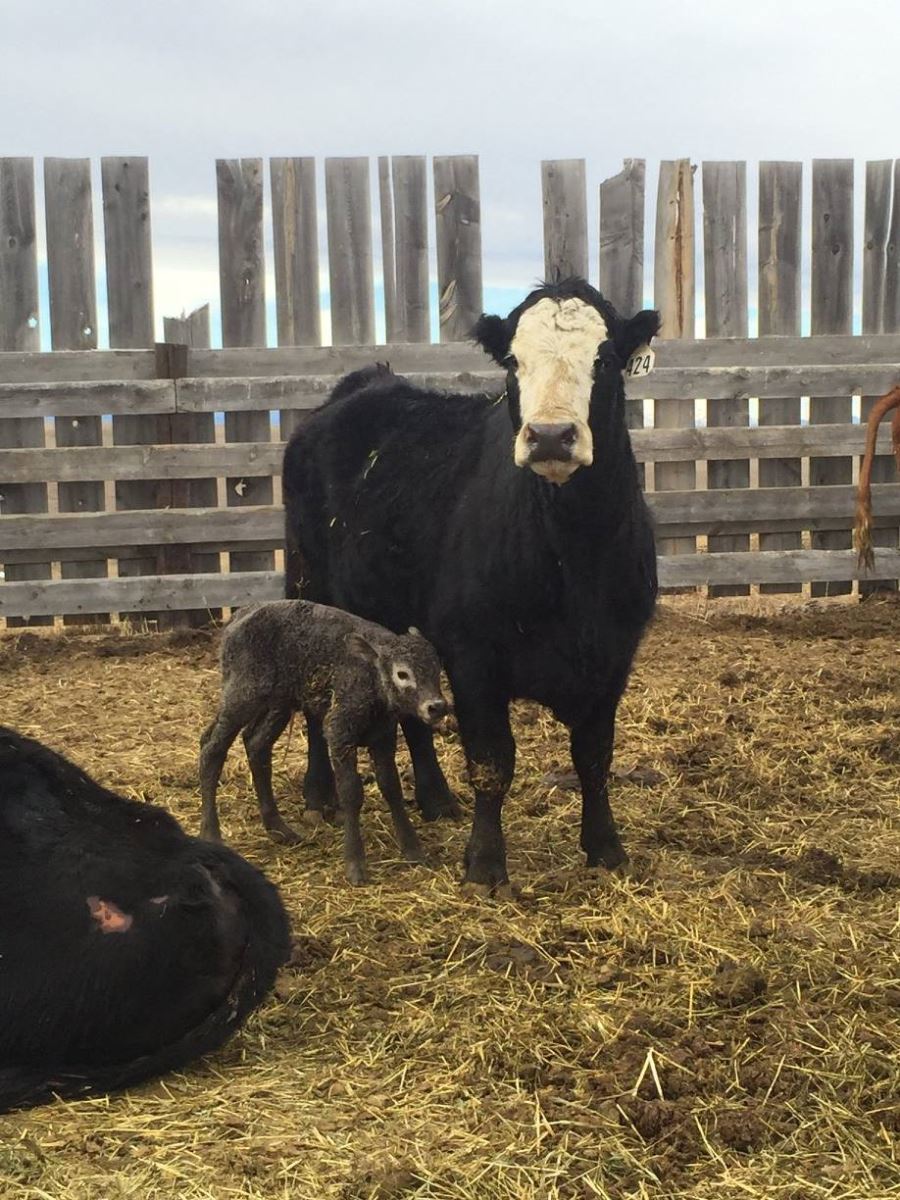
xmin=585 ymin=842 xmax=629 ymax=871
xmin=461 ymin=856 xmax=510 ymax=894
xmin=266 ymin=821 xmax=302 ymax=845
xmin=303 ymin=810 xmax=326 ymax=827
xmin=417 ymin=788 xmax=464 ymax=822
xmin=401 ymin=841 xmax=428 ymax=865
xmin=198 ymin=823 xmax=222 ymax=843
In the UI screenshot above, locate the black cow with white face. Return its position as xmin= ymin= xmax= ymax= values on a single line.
xmin=283 ymin=278 xmax=660 ymax=890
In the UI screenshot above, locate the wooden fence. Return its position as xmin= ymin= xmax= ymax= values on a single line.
xmin=1 ymin=154 xmax=899 ymax=626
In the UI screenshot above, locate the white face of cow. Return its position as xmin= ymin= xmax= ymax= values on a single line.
xmin=509 ymin=297 xmax=608 ymax=484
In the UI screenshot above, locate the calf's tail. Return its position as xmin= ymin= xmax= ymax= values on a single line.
xmin=854 ymin=385 xmax=900 ymax=569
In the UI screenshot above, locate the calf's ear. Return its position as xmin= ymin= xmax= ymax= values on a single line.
xmin=347 ymin=632 xmax=379 ymax=664
xmin=615 ymin=308 xmax=662 ymax=363
xmin=472 ymin=313 xmax=512 ymax=365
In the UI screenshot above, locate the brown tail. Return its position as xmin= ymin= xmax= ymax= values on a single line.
xmin=853 ymin=385 xmax=900 ymax=570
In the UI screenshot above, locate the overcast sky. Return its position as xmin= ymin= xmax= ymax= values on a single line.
xmin=4 ymin=0 xmax=900 ymax=344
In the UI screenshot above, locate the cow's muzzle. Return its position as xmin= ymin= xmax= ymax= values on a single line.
xmin=523 ymin=422 xmax=578 ymax=463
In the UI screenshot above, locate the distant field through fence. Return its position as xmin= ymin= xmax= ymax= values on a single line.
xmin=1 ymin=154 xmax=899 ymax=626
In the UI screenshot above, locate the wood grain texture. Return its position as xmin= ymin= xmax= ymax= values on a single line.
xmin=434 ymin=156 xmax=482 ymax=342
xmin=391 ymin=156 xmax=430 ymax=342
xmin=542 ymin=160 xmax=588 ymax=282
xmin=0 ymin=158 xmax=49 ymax=625
xmin=378 ymin=157 xmax=398 ymax=343
xmin=271 ymin=158 xmax=320 ymax=348
xmin=653 ymin=159 xmax=696 ymax=566
xmin=703 ymin=161 xmax=749 ymax=594
xmin=325 ymin=157 xmax=375 ymax=345
xmin=758 ymin=161 xmax=803 ymax=591
xmin=44 ymin=157 xmax=106 ymax=622
xmin=810 ymin=159 xmax=855 ymax=595
xmin=885 ymin=160 xmax=900 ymax=332
xmin=861 ymin=159 xmax=899 ymax=592
xmin=600 ymin=158 xmax=645 ymax=432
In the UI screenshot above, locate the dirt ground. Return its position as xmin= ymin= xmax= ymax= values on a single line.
xmin=0 ymin=597 xmax=898 ymax=1200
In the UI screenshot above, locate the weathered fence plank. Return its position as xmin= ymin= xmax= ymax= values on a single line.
xmin=758 ymin=161 xmax=803 ymax=592
xmin=861 ymin=159 xmax=900 ymax=592
xmin=600 ymin=158 xmax=645 ymax=431
xmin=434 ymin=155 xmax=482 ymax=342
xmin=378 ymin=157 xmax=398 ymax=343
xmin=703 ymin=161 xmax=749 ymax=594
xmin=325 ymin=157 xmax=375 ymax=346
xmin=653 ymin=159 xmax=696 ymax=568
xmin=810 ymin=159 xmax=855 ymax=596
xmin=44 ymin=157 xmax=106 ymax=623
xmin=271 ymin=157 xmax=321 ymax=350
xmin=0 ymin=158 xmax=50 ymax=626
xmin=217 ymin=157 xmax=273 ymax=578
xmin=885 ymin=160 xmax=900 ymax=332
xmin=390 ymin=156 xmax=430 ymax=343
xmin=542 ymin=160 xmax=588 ymax=282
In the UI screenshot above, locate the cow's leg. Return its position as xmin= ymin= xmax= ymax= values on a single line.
xmin=399 ymin=717 xmax=462 ymax=822
xmin=303 ymin=711 xmax=337 ymax=822
xmin=327 ymin=740 xmax=368 ymax=885
xmin=368 ymin=725 xmax=426 ymax=864
xmin=242 ymin=708 xmax=300 ymax=844
xmin=453 ymin=677 xmax=515 ymax=890
xmin=569 ymin=700 xmax=627 ymax=870
xmin=199 ymin=703 xmax=259 ymax=842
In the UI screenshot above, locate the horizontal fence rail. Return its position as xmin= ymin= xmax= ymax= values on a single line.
xmin=2 ymin=153 xmax=900 ymax=622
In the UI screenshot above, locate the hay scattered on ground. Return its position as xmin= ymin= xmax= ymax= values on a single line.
xmin=1 ymin=597 xmax=898 ymax=1200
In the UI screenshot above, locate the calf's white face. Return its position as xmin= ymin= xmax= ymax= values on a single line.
xmin=510 ymin=297 xmax=608 ymax=483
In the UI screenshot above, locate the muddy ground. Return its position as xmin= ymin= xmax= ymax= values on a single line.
xmin=0 ymin=597 xmax=898 ymax=1200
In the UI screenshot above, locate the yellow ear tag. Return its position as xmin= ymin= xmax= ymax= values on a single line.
xmin=625 ymin=344 xmax=655 ymax=378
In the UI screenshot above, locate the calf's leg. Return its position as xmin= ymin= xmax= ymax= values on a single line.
xmin=400 ymin=717 xmax=462 ymax=821
xmin=327 ymin=740 xmax=369 ymax=885
xmin=569 ymin=701 xmax=627 ymax=870
xmin=242 ymin=708 xmax=300 ymax=843
xmin=199 ymin=703 xmax=261 ymax=842
xmin=303 ymin=711 xmax=337 ymax=821
xmin=368 ymin=726 xmax=426 ymax=864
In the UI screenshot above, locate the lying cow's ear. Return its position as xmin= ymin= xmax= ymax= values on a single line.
xmin=472 ymin=313 xmax=512 ymax=365
xmin=347 ymin=632 xmax=379 ymax=664
xmin=615 ymin=308 xmax=662 ymax=363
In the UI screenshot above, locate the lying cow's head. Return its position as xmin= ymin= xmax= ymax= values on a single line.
xmin=473 ymin=278 xmax=660 ymax=484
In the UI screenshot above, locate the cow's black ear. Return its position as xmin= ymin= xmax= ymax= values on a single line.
xmin=616 ymin=309 xmax=662 ymax=362
xmin=471 ymin=314 xmax=512 ymax=365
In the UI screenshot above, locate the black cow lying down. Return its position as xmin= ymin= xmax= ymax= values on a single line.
xmin=283 ymin=277 xmax=661 ymax=891
xmin=0 ymin=726 xmax=290 ymax=1113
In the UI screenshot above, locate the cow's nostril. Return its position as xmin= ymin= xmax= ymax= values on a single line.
xmin=560 ymin=423 xmax=577 ymax=448
xmin=426 ymin=699 xmax=448 ymax=720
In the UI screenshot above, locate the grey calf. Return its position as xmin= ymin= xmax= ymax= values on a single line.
xmin=199 ymin=600 xmax=449 ymax=884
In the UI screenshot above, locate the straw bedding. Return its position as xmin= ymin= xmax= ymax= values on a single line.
xmin=0 ymin=596 xmax=897 ymax=1200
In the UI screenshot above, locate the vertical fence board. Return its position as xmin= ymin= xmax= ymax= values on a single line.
xmin=0 ymin=158 xmax=50 ymax=626
xmin=599 ymin=159 xmax=645 ymax=440
xmin=103 ymin=157 xmax=160 ymax=616
xmin=810 ymin=159 xmax=854 ymax=596
xmin=378 ymin=157 xmax=399 ymax=343
xmin=391 ymin=156 xmax=430 ymax=342
xmin=758 ymin=161 xmax=803 ymax=593
xmin=884 ymin=160 xmax=900 ymax=332
xmin=434 ymin=155 xmax=482 ymax=342
xmin=861 ymin=159 xmax=899 ymax=591
xmin=45 ymin=158 xmax=106 ymax=623
xmin=325 ymin=157 xmax=375 ymax=346
xmin=217 ymin=158 xmax=272 ymax=575
xmin=653 ymin=160 xmax=696 ymax=566
xmin=542 ymin=160 xmax=588 ymax=282
xmin=703 ymin=161 xmax=749 ymax=595
xmin=271 ymin=157 xmax=320 ymax=349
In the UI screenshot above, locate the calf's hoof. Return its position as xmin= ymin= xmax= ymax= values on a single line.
xmin=401 ymin=839 xmax=428 ymax=865
xmin=585 ymin=840 xmax=629 ymax=871
xmin=345 ymin=861 xmax=369 ymax=886
xmin=265 ymin=819 xmax=302 ymax=846
xmin=199 ymin=821 xmax=222 ymax=843
xmin=461 ymin=852 xmax=509 ymax=893
xmin=417 ymin=788 xmax=464 ymax=823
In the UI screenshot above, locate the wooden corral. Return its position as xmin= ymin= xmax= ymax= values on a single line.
xmin=2 ymin=155 xmax=900 ymax=626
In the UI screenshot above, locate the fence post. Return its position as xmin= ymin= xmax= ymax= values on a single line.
xmin=434 ymin=155 xmax=482 ymax=342
xmin=542 ymin=160 xmax=588 ymax=282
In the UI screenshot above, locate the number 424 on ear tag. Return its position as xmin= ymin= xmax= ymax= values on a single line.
xmin=625 ymin=344 xmax=655 ymax=378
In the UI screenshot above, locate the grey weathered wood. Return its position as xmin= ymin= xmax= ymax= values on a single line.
xmin=0 ymin=158 xmax=49 ymax=625
xmin=164 ymin=304 xmax=210 ymax=348
xmin=703 ymin=161 xmax=749 ymax=594
xmin=600 ymin=158 xmax=645 ymax=432
xmin=216 ymin=159 xmax=266 ymax=347
xmin=810 ymin=159 xmax=855 ymax=595
xmin=599 ymin=159 xmax=645 ymax=315
xmin=758 ymin=161 xmax=803 ymax=592
xmin=101 ymin=158 xmax=154 ymax=348
xmin=657 ymin=549 xmax=900 ymax=588
xmin=884 ymin=160 xmax=900 ymax=332
xmin=271 ymin=158 xmax=321 ymax=349
xmin=861 ymin=159 xmax=900 ymax=592
xmin=649 ymin=483 xmax=900 ymax=529
xmin=0 ymin=380 xmax=174 ymax=419
xmin=325 ymin=157 xmax=375 ymax=346
xmin=653 ymin=159 xmax=696 ymax=566
xmin=103 ymin=158 xmax=159 ymax=612
xmin=378 ymin=157 xmax=398 ymax=343
xmin=434 ymin=156 xmax=482 ymax=342
xmin=0 ymin=349 xmax=157 ymax=383
xmin=44 ymin=157 xmax=106 ymax=622
xmin=391 ymin=157 xmax=430 ymax=342
xmin=6 ymin=421 xmax=894 ymax=485
xmin=542 ymin=160 xmax=588 ymax=282
xmin=216 ymin=158 xmax=272 ymax=577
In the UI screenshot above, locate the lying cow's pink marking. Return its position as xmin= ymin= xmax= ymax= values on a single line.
xmin=86 ymin=895 xmax=133 ymax=934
